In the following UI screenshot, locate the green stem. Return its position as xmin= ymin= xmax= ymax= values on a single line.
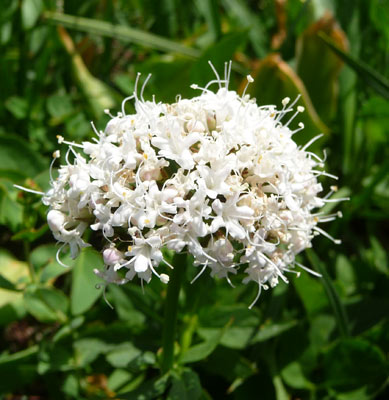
xmin=161 ymin=252 xmax=186 ymax=374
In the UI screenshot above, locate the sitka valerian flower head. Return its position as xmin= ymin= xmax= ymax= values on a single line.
xmin=30 ymin=62 xmax=348 ymax=307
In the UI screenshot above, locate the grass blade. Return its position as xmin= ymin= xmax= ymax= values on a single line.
xmin=319 ymin=32 xmax=389 ymax=100
xmin=43 ymin=11 xmax=200 ymax=59
xmin=306 ymin=248 xmax=349 ymax=338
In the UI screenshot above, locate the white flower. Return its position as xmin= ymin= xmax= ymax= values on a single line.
xmin=37 ymin=62 xmax=347 ymax=307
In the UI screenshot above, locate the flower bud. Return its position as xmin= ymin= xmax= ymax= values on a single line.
xmin=47 ymin=210 xmax=66 ymax=232
xmin=103 ymin=247 xmax=123 ymax=265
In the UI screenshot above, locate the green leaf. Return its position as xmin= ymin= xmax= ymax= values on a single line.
xmin=168 ymin=368 xmax=202 ymax=400
xmin=306 ymin=249 xmax=349 ymax=337
xmin=37 ymin=341 xmax=74 ymax=374
xmin=44 ymin=11 xmax=200 ymax=59
xmin=245 ymin=54 xmax=329 ymax=148
xmin=367 ymin=237 xmax=388 ymax=276
xmin=293 ymin=265 xmax=329 ymax=315
xmin=221 ymin=0 xmax=268 ymax=58
xmin=0 ymin=273 xmax=19 ymax=292
xmin=296 ymin=14 xmax=348 ymax=122
xmin=370 ymin=0 xmax=389 ymax=41
xmin=0 ymin=179 xmax=23 ymax=231
xmin=196 ymin=0 xmax=222 ymax=42
xmin=24 ymin=285 xmax=68 ymax=323
xmin=181 ymin=327 xmax=225 ymax=364
xmin=323 ymin=338 xmax=389 ymax=391
xmin=0 ymin=250 xmax=28 ymax=324
xmin=106 ymin=342 xmax=142 ymax=368
xmin=70 ymin=247 xmax=103 ymax=315
xmin=108 ymin=285 xmax=146 ymax=328
xmin=0 ymin=134 xmax=46 ymax=179
xmin=120 ymin=374 xmax=170 ymax=400
xmin=0 ymin=346 xmax=38 ymax=393
xmin=335 ymin=254 xmax=356 ymax=296
xmin=319 ymin=32 xmax=389 ymax=100
xmin=281 ymin=362 xmax=314 ymax=389
xmin=5 ymin=96 xmax=28 ymax=119
xmin=309 ymin=314 xmax=336 ymax=352
xmin=47 ymin=93 xmax=74 ymax=120
xmin=56 ymin=26 xmax=118 ymax=119
xmin=251 ymin=320 xmax=298 ymax=344
xmin=21 ymin=0 xmax=43 ymax=30
xmin=73 ymin=338 xmax=107 ymax=367
xmin=0 ymin=345 xmax=38 ymax=367
xmin=108 ymin=369 xmax=134 ymax=393
xmin=30 ymin=244 xmax=72 ymax=283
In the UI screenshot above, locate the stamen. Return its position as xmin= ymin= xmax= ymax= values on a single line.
xmin=242 ymin=75 xmax=254 ymax=98
xmin=313 ymin=226 xmax=341 ymax=244
xmin=13 ymin=184 xmax=45 ymax=196
xmin=191 ymin=262 xmax=208 ymax=284
xmin=295 ymin=262 xmax=322 ymax=277
xmin=248 ymin=282 xmax=262 ymax=309
xmin=208 ymin=60 xmax=222 ymax=89
xmin=301 ymin=134 xmax=324 ymax=151
xmin=140 ymin=73 xmax=152 ymax=102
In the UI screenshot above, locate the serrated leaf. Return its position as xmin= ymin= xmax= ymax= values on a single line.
xmin=71 ymin=247 xmax=103 ymax=315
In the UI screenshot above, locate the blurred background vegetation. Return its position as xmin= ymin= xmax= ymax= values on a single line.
xmin=0 ymin=0 xmax=388 ymax=398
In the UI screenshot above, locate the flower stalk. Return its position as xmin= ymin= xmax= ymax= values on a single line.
xmin=160 ymin=252 xmax=186 ymax=374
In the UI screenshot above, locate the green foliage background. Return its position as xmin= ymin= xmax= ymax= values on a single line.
xmin=0 ymin=0 xmax=388 ymax=398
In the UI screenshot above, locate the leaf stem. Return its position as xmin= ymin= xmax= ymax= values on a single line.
xmin=161 ymin=252 xmax=186 ymax=374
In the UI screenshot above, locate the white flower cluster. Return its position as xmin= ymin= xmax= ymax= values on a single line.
xmin=40 ymin=63 xmax=345 ymax=307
